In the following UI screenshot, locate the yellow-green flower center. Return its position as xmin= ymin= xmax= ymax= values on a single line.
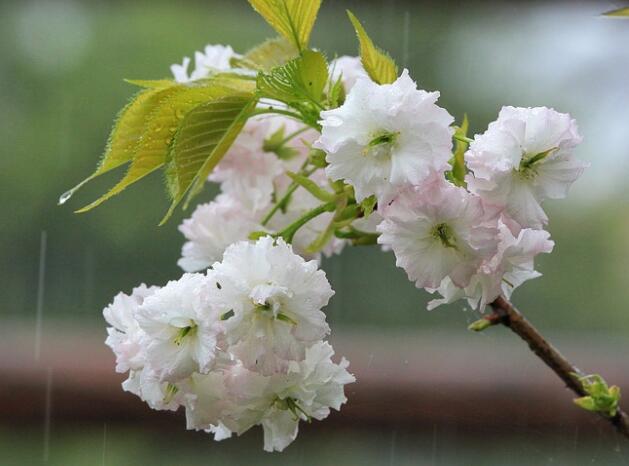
xmin=432 ymin=222 xmax=457 ymax=249
xmin=173 ymin=325 xmax=197 ymax=346
xmin=363 ymin=131 xmax=399 ymax=158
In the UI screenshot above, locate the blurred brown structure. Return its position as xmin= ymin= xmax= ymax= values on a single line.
xmin=3 ymin=323 xmax=628 ymax=436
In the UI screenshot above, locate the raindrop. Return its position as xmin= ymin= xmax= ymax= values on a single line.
xmin=43 ymin=367 xmax=53 ymax=463
xmin=83 ymin=246 xmax=95 ymax=312
xmin=58 ymin=177 xmax=90 ymax=204
xmin=58 ymin=189 xmax=73 ymax=205
xmin=389 ymin=429 xmax=397 ymax=465
xmin=34 ymin=231 xmax=47 ymax=361
xmin=102 ymin=423 xmax=107 ymax=466
xmin=175 ymin=108 xmax=185 ymax=119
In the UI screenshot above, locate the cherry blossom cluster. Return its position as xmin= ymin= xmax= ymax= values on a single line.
xmin=103 ymin=41 xmax=586 ymax=452
xmin=104 ymin=236 xmax=353 ymax=452
xmin=174 ymin=44 xmax=586 ymax=312
xmin=175 ymin=46 xmax=352 ymax=269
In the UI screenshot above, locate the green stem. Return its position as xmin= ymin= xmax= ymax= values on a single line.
xmin=334 ymin=227 xmax=380 ymax=245
xmin=277 ymin=202 xmax=336 ymax=243
xmin=454 ymin=134 xmax=474 ymax=144
xmin=261 ymin=163 xmax=314 ymax=226
xmin=279 ymin=126 xmax=310 ymax=146
xmin=262 ymin=183 xmax=299 ymax=226
xmin=251 ymin=107 xmax=304 ymax=121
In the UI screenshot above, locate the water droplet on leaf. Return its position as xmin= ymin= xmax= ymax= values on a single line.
xmin=58 ymin=189 xmax=73 ymax=204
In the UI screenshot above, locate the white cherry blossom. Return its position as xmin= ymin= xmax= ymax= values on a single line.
xmin=428 ymin=217 xmax=554 ymax=310
xmin=261 ymin=341 xmax=354 ymax=451
xmin=135 ymin=273 xmax=222 ymax=382
xmin=171 ymin=44 xmax=237 ymax=83
xmin=122 ymin=367 xmax=186 ymax=412
xmin=378 ymin=175 xmax=499 ymax=289
xmin=178 ymin=195 xmax=262 ymax=272
xmin=466 ymin=106 xmax=586 ymax=228
xmin=317 ymin=69 xmax=454 ymax=202
xmin=329 ymin=55 xmax=367 ymax=92
xmin=208 ymin=117 xmax=286 ymax=212
xmin=207 ymin=237 xmax=333 ymax=374
xmin=192 ymin=342 xmax=354 ymax=452
xmin=103 ymin=284 xmax=156 ymax=373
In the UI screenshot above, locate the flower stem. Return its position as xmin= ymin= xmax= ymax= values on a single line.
xmin=485 ymin=296 xmax=629 ymax=439
xmin=278 ymin=126 xmax=310 ymax=147
xmin=453 ymin=134 xmax=474 ymax=144
xmin=276 ymin=201 xmax=336 ymax=244
xmin=251 ymin=107 xmax=305 ymax=122
xmin=262 ymin=183 xmax=297 ymax=226
xmin=261 ymin=165 xmax=315 ymax=226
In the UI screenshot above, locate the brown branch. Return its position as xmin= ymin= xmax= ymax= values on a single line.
xmin=487 ymin=296 xmax=629 ymax=439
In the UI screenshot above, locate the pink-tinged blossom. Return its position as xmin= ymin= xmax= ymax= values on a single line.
xmin=329 ymin=55 xmax=368 ymax=92
xmin=103 ymin=284 xmax=156 ymax=373
xmin=122 ymin=367 xmax=186 ymax=412
xmin=207 ymin=237 xmax=333 ymax=375
xmin=194 ymin=342 xmax=354 ymax=452
xmin=135 ymin=274 xmax=222 ymax=382
xmin=171 ymin=44 xmax=237 ymax=83
xmin=178 ymin=195 xmax=263 ymax=272
xmin=428 ymin=217 xmax=555 ymax=310
xmin=466 ymin=106 xmax=587 ymax=229
xmin=260 ymin=341 xmax=354 ymax=452
xmin=209 ymin=117 xmax=286 ymax=212
xmin=378 ymin=176 xmax=499 ymax=289
xmin=317 ymin=70 xmax=454 ymax=202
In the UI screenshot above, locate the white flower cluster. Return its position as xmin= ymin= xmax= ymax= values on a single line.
xmin=103 ymin=40 xmax=586 ymax=452
xmin=175 ymin=50 xmax=364 ymax=269
xmin=317 ymin=70 xmax=586 ymax=310
xmin=105 ymin=237 xmax=354 ymax=452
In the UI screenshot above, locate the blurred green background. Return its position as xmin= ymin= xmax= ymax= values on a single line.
xmin=2 ymin=0 xmax=629 ymax=464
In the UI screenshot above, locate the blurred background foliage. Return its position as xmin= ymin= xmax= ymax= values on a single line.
xmin=2 ymin=1 xmax=629 ymax=464
xmin=2 ymin=0 xmax=629 ymax=333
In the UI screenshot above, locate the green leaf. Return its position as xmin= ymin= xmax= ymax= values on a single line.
xmin=76 ymin=80 xmax=244 ymax=213
xmin=574 ymin=396 xmax=598 ymax=412
xmin=248 ymin=0 xmax=322 ymax=51
xmin=231 ymin=36 xmax=299 ymax=71
xmin=346 ymin=10 xmax=398 ymax=85
xmin=257 ymin=50 xmax=328 ymax=105
xmin=448 ymin=114 xmax=469 ymax=187
xmin=573 ymin=374 xmax=622 ymax=417
xmin=360 ymin=195 xmax=377 ymax=218
xmin=163 ymin=94 xmax=258 ymax=224
xmin=326 ymin=72 xmax=345 ymax=108
xmin=59 ymin=84 xmax=176 ymax=206
xmin=124 ymin=79 xmax=175 ymax=89
xmin=603 ymin=7 xmax=629 ymax=17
